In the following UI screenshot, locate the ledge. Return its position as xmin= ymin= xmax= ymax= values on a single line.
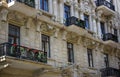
xmin=5 ymin=56 xmax=52 ymax=70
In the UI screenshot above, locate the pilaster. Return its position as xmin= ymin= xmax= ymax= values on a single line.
xmin=59 ymin=1 xmax=64 ymax=23
xmin=49 ymin=0 xmax=53 ymax=14
xmin=53 ymin=0 xmax=58 ymax=21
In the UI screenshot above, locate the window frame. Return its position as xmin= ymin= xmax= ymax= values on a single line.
xmin=67 ymin=42 xmax=74 ymax=63
xmin=40 ymin=0 xmax=49 ymax=12
xmin=64 ymin=4 xmax=71 ymax=20
xmin=114 ymin=28 xmax=117 ymax=36
xmin=87 ymin=48 xmax=94 ymax=67
xmin=103 ymin=53 xmax=109 ymax=68
xmin=100 ymin=22 xmax=105 ymax=35
xmin=84 ymin=14 xmax=90 ymax=29
xmin=8 ymin=24 xmax=20 ymax=45
xmin=41 ymin=34 xmax=50 ymax=57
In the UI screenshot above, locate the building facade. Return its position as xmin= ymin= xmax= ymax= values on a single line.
xmin=0 ymin=0 xmax=120 ymax=77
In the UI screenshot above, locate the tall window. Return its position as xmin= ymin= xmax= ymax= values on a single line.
xmin=67 ymin=43 xmax=74 ymax=63
xmin=87 ymin=49 xmax=94 ymax=67
xmin=100 ymin=22 xmax=105 ymax=35
xmin=64 ymin=4 xmax=70 ymax=25
xmin=103 ymin=53 xmax=109 ymax=68
xmin=114 ymin=28 xmax=117 ymax=36
xmin=84 ymin=14 xmax=90 ymax=29
xmin=42 ymin=34 xmax=50 ymax=57
xmin=40 ymin=0 xmax=49 ymax=12
xmin=8 ymin=24 xmax=20 ymax=45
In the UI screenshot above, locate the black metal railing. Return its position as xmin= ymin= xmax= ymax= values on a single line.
xmin=103 ymin=33 xmax=118 ymax=42
xmin=66 ymin=16 xmax=85 ymax=29
xmin=0 ymin=42 xmax=47 ymax=63
xmin=100 ymin=67 xmax=120 ymax=77
xmin=7 ymin=0 xmax=35 ymax=8
xmin=95 ymin=0 xmax=115 ymax=11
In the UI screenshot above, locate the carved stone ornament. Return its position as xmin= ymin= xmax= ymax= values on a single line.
xmin=40 ymin=23 xmax=55 ymax=35
xmin=8 ymin=11 xmax=26 ymax=25
xmin=97 ymin=10 xmax=103 ymax=20
xmin=36 ymin=21 xmax=42 ymax=32
xmin=62 ymin=31 xmax=67 ymax=40
xmin=0 ymin=8 xmax=8 ymax=22
xmin=82 ymin=38 xmax=97 ymax=49
xmin=54 ymin=28 xmax=60 ymax=38
xmin=26 ymin=17 xmax=32 ymax=29
xmin=83 ymin=0 xmax=90 ymax=14
xmin=66 ymin=32 xmax=79 ymax=43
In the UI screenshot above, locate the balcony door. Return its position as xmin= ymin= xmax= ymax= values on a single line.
xmin=64 ymin=4 xmax=71 ymax=25
xmin=8 ymin=24 xmax=20 ymax=45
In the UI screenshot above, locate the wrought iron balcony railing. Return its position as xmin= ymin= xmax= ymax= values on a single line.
xmin=95 ymin=0 xmax=115 ymax=11
xmin=100 ymin=67 xmax=120 ymax=77
xmin=66 ymin=16 xmax=85 ymax=29
xmin=103 ymin=33 xmax=118 ymax=42
xmin=0 ymin=43 xmax=47 ymax=63
xmin=7 ymin=0 xmax=35 ymax=8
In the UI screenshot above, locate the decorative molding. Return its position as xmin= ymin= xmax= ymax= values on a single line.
xmin=36 ymin=21 xmax=42 ymax=32
xmin=66 ymin=32 xmax=80 ymax=43
xmin=26 ymin=17 xmax=32 ymax=29
xmin=40 ymin=23 xmax=55 ymax=36
xmin=97 ymin=10 xmax=103 ymax=20
xmin=54 ymin=28 xmax=60 ymax=38
xmin=62 ymin=31 xmax=67 ymax=41
xmin=8 ymin=11 xmax=27 ymax=26
xmin=0 ymin=8 xmax=8 ymax=22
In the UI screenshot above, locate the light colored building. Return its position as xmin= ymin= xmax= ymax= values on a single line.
xmin=0 ymin=0 xmax=120 ymax=77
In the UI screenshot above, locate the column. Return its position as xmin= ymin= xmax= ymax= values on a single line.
xmin=97 ymin=20 xmax=102 ymax=38
xmin=35 ymin=0 xmax=39 ymax=9
xmin=74 ymin=0 xmax=78 ymax=17
xmin=105 ymin=22 xmax=108 ymax=33
xmin=53 ymin=0 xmax=58 ymax=21
xmin=93 ymin=18 xmax=97 ymax=34
xmin=107 ymin=25 xmax=110 ymax=33
xmin=71 ymin=3 xmax=74 ymax=16
xmin=0 ymin=8 xmax=8 ymax=43
xmin=49 ymin=0 xmax=53 ymax=14
xmin=80 ymin=12 xmax=84 ymax=20
xmin=89 ymin=15 xmax=93 ymax=31
xmin=117 ymin=29 xmax=120 ymax=42
xmin=59 ymin=1 xmax=64 ymax=23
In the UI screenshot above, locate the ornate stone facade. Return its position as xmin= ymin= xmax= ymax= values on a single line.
xmin=0 ymin=0 xmax=120 ymax=77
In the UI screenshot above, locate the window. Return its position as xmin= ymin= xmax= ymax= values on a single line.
xmin=7 ymin=0 xmax=13 ymax=3
xmin=84 ymin=14 xmax=89 ymax=29
xmin=103 ymin=53 xmax=109 ymax=68
xmin=87 ymin=49 xmax=94 ymax=67
xmin=118 ymin=58 xmax=120 ymax=69
xmin=42 ymin=34 xmax=50 ymax=57
xmin=67 ymin=43 xmax=74 ymax=63
xmin=64 ymin=4 xmax=71 ymax=24
xmin=8 ymin=24 xmax=20 ymax=45
xmin=40 ymin=0 xmax=49 ymax=12
xmin=100 ymin=22 xmax=105 ymax=35
xmin=110 ymin=0 xmax=113 ymax=4
xmin=114 ymin=28 xmax=117 ymax=36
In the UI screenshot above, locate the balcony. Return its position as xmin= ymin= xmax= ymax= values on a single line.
xmin=0 ymin=42 xmax=47 ymax=63
xmin=7 ymin=0 xmax=35 ymax=8
xmin=100 ymin=67 xmax=120 ymax=77
xmin=66 ymin=16 xmax=85 ymax=29
xmin=103 ymin=33 xmax=118 ymax=42
xmin=95 ymin=0 xmax=115 ymax=15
